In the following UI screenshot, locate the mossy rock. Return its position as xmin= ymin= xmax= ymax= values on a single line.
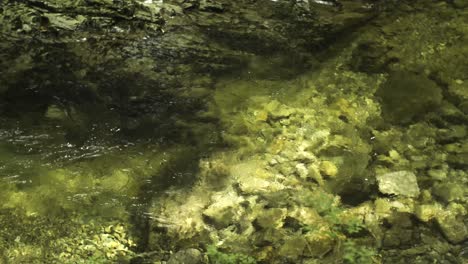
xmin=376 ymin=72 xmax=443 ymax=125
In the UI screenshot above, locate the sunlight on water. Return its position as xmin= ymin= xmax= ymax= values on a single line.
xmin=0 ymin=0 xmax=467 ymax=263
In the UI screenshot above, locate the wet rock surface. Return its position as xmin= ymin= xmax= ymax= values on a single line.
xmin=167 ymin=248 xmax=203 ymax=264
xmin=1 ymin=1 xmax=468 ymax=264
xmin=377 ymin=171 xmax=420 ymax=197
xmin=0 ymin=0 xmax=377 ymax=127
xmin=376 ymin=71 xmax=443 ymax=125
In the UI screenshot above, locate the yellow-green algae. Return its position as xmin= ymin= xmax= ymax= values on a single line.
xmin=1 ymin=1 xmax=468 ymax=263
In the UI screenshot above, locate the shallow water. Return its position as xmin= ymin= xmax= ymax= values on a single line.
xmin=1 ymin=1 xmax=468 ymax=263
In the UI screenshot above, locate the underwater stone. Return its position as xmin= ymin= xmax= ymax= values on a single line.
xmin=45 ymin=105 xmax=68 ymax=120
xmin=238 ymin=177 xmax=280 ymax=194
xmin=293 ymin=150 xmax=316 ymax=163
xmin=432 ymin=182 xmax=465 ymax=203
xmin=279 ymin=236 xmax=307 ymax=260
xmin=436 ymin=213 xmax=468 ymax=244
xmin=202 ymin=191 xmax=244 ymax=228
xmin=376 ymin=171 xmax=420 ymax=197
xmin=287 ymin=207 xmax=321 ymax=226
xmin=167 ymin=248 xmax=203 ymax=264
xmin=383 ymin=227 xmax=414 ymax=247
xmin=295 ymin=163 xmax=309 ymax=179
xmin=376 ymin=72 xmax=443 ymax=125
xmin=255 ymin=208 xmax=287 ymax=229
xmin=414 ymin=203 xmax=443 ymax=222
xmin=272 ymin=108 xmax=295 ymax=120
xmin=428 ymin=169 xmax=447 ymax=181
xmin=375 ymin=198 xmax=392 ymax=217
xmin=307 ymin=164 xmax=324 ymax=185
xmin=278 ymin=162 xmax=295 ymax=176
xmin=303 ymin=232 xmax=334 ymax=258
xmin=199 ymin=0 xmax=225 ymax=12
xmin=43 ymin=13 xmax=86 ymax=31
xmin=307 ymin=130 xmax=330 ymax=150
xmin=319 ymin=160 xmax=338 ymax=178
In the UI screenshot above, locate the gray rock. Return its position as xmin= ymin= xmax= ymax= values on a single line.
xmin=167 ymin=248 xmax=203 ymax=264
xmin=376 ymin=171 xmax=420 ymax=197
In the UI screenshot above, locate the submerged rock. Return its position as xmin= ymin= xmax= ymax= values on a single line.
xmin=436 ymin=213 xmax=468 ymax=244
xmin=255 ymin=208 xmax=287 ymax=229
xmin=376 ymin=171 xmax=420 ymax=197
xmin=202 ymin=191 xmax=244 ymax=228
xmin=167 ymin=248 xmax=203 ymax=264
xmin=319 ymin=160 xmax=338 ymax=178
xmin=376 ymin=72 xmax=443 ymax=125
xmin=432 ymin=182 xmax=465 ymax=203
xmin=0 ymin=0 xmax=377 ymax=125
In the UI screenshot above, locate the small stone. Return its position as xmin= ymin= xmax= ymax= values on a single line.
xmin=202 ymin=192 xmax=243 ymax=228
xmin=255 ymin=110 xmax=269 ymax=122
xmin=307 ymin=130 xmax=330 ymax=149
xmin=308 ymin=164 xmax=324 ymax=185
xmin=279 ymin=236 xmax=307 ymax=259
xmin=375 ymin=198 xmax=392 ymax=217
xmin=294 ymin=150 xmax=316 ymax=163
xmin=376 ymin=171 xmax=420 ymax=197
xmin=414 ymin=203 xmax=442 ymax=222
xmin=383 ymin=227 xmax=413 ymax=247
xmin=428 ymin=169 xmax=447 ymax=181
xmin=268 ymin=157 xmax=279 ymax=166
xmin=295 ymin=163 xmax=309 ymax=179
xmin=237 ymin=174 xmax=284 ymax=195
xmin=167 ymin=248 xmax=203 ymax=264
xmin=287 ymin=207 xmax=321 ymax=226
xmin=319 ymin=161 xmax=338 ymax=177
xmin=256 ymin=208 xmax=287 ymax=229
xmin=45 ymin=105 xmax=68 ymax=120
xmin=388 ymin=149 xmax=401 ymax=160
xmin=278 ymin=163 xmax=295 ymax=176
xmin=265 ymin=100 xmax=295 ymax=120
xmin=199 ymin=0 xmax=224 ymax=12
xmin=304 ymin=232 xmax=334 ymax=257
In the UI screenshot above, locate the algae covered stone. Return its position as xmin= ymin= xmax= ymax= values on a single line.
xmin=167 ymin=248 xmax=203 ymax=264
xmin=203 ymin=191 xmax=244 ymax=228
xmin=436 ymin=213 xmax=468 ymax=244
xmin=376 ymin=171 xmax=420 ymax=197
xmin=376 ymin=72 xmax=442 ymax=124
xmin=432 ymin=182 xmax=465 ymax=203
xmin=414 ymin=203 xmax=443 ymax=222
xmin=319 ymin=160 xmax=338 ymax=178
xmin=255 ymin=208 xmax=287 ymax=229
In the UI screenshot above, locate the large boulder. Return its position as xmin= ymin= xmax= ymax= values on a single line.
xmin=376 ymin=71 xmax=443 ymax=125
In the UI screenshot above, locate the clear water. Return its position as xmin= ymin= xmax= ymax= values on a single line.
xmin=1 ymin=1 xmax=468 ymax=264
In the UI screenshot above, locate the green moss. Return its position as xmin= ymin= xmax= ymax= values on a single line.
xmin=342 ymin=240 xmax=377 ymax=264
xmin=300 ymin=190 xmax=365 ymax=238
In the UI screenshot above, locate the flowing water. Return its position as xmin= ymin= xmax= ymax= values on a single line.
xmin=1 ymin=1 xmax=468 ymax=263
